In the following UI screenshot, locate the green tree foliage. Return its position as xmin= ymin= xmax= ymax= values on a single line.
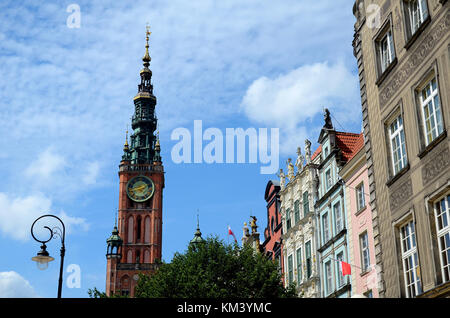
xmin=134 ymin=236 xmax=297 ymax=298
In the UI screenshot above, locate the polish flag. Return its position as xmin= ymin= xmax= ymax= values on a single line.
xmin=228 ymin=226 xmax=237 ymax=243
xmin=339 ymin=261 xmax=352 ymax=276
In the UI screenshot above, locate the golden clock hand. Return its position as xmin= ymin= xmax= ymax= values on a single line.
xmin=133 ymin=184 xmax=147 ymax=191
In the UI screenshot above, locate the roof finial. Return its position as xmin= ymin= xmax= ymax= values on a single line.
xmin=196 ymin=209 xmax=200 ymax=229
xmin=123 ymin=125 xmax=129 ymax=151
xmin=143 ymin=23 xmax=151 ymax=68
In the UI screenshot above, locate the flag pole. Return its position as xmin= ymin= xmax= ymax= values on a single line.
xmin=328 ymin=257 xmax=364 ymax=271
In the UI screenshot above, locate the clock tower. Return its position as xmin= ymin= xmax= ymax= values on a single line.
xmin=106 ymin=27 xmax=164 ymax=297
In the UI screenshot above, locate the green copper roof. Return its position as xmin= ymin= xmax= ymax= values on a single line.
xmin=106 ymin=226 xmax=123 ymax=246
xmin=189 ymin=216 xmax=205 ymax=245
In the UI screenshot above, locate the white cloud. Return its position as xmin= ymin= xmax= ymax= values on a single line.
xmin=25 ymin=148 xmax=66 ymax=180
xmin=82 ymin=161 xmax=100 ymax=186
xmin=0 ymin=193 xmax=89 ymax=241
xmin=0 ymin=271 xmax=38 ymax=298
xmin=241 ymin=61 xmax=360 ymax=154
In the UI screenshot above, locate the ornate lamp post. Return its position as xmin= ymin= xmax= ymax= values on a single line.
xmin=30 ymin=214 xmax=66 ymax=298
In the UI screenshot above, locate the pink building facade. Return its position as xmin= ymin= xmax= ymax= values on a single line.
xmin=339 ymin=135 xmax=379 ymax=298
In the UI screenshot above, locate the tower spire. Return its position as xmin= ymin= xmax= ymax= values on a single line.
xmin=137 ymin=24 xmax=154 ymax=95
xmin=128 ymin=24 xmax=159 ymax=165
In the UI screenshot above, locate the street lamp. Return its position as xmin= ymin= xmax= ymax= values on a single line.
xmin=30 ymin=214 xmax=66 ymax=298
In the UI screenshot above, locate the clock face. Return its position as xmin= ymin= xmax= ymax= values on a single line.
xmin=126 ymin=176 xmax=155 ymax=202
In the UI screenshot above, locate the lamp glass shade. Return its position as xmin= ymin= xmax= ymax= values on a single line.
xmin=32 ymin=254 xmax=55 ymax=270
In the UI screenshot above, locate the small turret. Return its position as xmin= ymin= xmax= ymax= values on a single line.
xmin=189 ymin=214 xmax=205 ymax=250
xmin=106 ymin=225 xmax=123 ymax=258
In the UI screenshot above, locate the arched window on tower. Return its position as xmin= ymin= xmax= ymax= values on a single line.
xmin=144 ymin=216 xmax=151 ymax=243
xmin=136 ymin=216 xmax=142 ymax=243
xmin=127 ymin=216 xmax=134 ymax=243
xmin=144 ymin=249 xmax=150 ymax=263
xmin=127 ymin=249 xmax=133 ymax=263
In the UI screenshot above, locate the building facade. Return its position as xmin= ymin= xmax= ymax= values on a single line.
xmin=315 ymin=110 xmax=362 ymax=298
xmin=339 ymin=133 xmax=380 ymax=298
xmin=261 ymin=180 xmax=284 ymax=273
xmin=352 ymin=0 xmax=450 ymax=297
xmin=106 ymin=29 xmax=165 ymax=297
xmin=279 ymin=140 xmax=320 ymax=297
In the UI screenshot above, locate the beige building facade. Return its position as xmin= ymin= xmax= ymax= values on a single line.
xmin=280 ymin=140 xmax=321 ymax=297
xmin=352 ymin=0 xmax=450 ymax=297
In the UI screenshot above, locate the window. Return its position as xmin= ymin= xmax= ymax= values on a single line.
xmin=296 ymin=248 xmax=303 ymax=285
xmin=324 ymin=146 xmax=329 ymax=157
xmin=287 ymin=254 xmax=294 ymax=285
xmin=271 ymin=216 xmax=275 ymax=234
xmin=419 ymin=77 xmax=443 ymax=146
xmin=434 ymin=195 xmax=450 ymax=282
xmin=336 ymin=252 xmax=345 ymax=288
xmin=389 ymin=114 xmax=408 ymax=175
xmin=325 ymin=261 xmax=332 ymax=295
xmin=286 ymin=208 xmax=291 ymax=231
xmin=377 ymin=28 xmax=396 ymax=74
xmin=322 ymin=213 xmax=330 ymax=243
xmin=334 ymin=202 xmax=343 ymax=233
xmin=356 ymin=183 xmax=366 ymax=211
xmin=305 ymin=241 xmax=312 ymax=278
xmin=303 ymin=191 xmax=310 ymax=216
xmin=325 ymin=169 xmax=332 ymax=190
xmin=404 ymin=0 xmax=429 ymax=37
xmin=294 ymin=200 xmax=300 ymax=224
xmin=360 ymin=232 xmax=370 ymax=272
xmin=400 ymin=220 xmax=422 ymax=297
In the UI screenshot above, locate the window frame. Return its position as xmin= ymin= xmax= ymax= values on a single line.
xmin=305 ymin=240 xmax=312 ymax=279
xmin=303 ymin=191 xmax=310 ymax=216
xmin=294 ymin=200 xmax=300 ymax=224
xmin=325 ymin=168 xmax=332 ymax=191
xmin=334 ymin=201 xmax=343 ymax=233
xmin=433 ymin=194 xmax=450 ymax=283
xmin=388 ymin=114 xmax=408 ymax=175
xmin=374 ymin=15 xmax=397 ymax=85
xmin=399 ymin=220 xmax=423 ymax=297
xmin=359 ymin=231 xmax=371 ymax=272
xmin=413 ymin=65 xmax=446 ymax=156
xmin=287 ymin=254 xmax=294 ymax=286
xmin=286 ymin=208 xmax=291 ymax=231
xmin=356 ymin=182 xmax=366 ymax=212
xmin=324 ymin=260 xmax=333 ymax=296
xmin=336 ymin=252 xmax=345 ymax=288
xmin=419 ymin=76 xmax=444 ymax=147
xmin=322 ymin=212 xmax=330 ymax=244
xmin=402 ymin=0 xmax=430 ymax=48
xmin=296 ymin=247 xmax=303 ymax=285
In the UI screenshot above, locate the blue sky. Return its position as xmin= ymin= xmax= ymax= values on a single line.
xmin=0 ymin=0 xmax=362 ymax=297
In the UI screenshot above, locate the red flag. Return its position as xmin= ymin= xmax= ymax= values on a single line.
xmin=228 ymin=226 xmax=237 ymax=243
xmin=340 ymin=261 xmax=351 ymax=276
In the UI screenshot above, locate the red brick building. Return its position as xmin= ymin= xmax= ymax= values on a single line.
xmin=106 ymin=28 xmax=164 ymax=297
xmin=261 ymin=180 xmax=283 ymax=273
